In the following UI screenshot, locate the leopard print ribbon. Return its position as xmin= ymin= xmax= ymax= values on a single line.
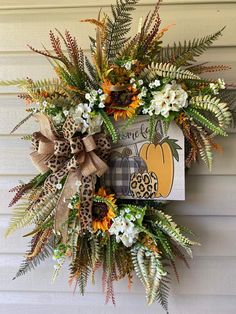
xmin=31 ymin=113 xmax=111 ymax=240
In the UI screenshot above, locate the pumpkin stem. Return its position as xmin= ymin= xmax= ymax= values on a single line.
xmin=153 ymin=132 xmax=162 ymax=145
xmin=122 ymin=147 xmax=132 ymax=157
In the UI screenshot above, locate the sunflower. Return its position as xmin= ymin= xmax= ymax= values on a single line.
xmin=92 ymin=187 xmax=116 ymax=232
xmin=102 ymin=80 xmax=140 ymax=120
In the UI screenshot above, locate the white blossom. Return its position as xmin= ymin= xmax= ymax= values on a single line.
xmin=138 ymin=79 xmax=144 ymax=86
xmin=209 ymin=83 xmax=219 ymax=95
xmin=68 ymin=203 xmax=73 ymax=209
xmin=124 ymin=61 xmax=132 ymax=70
xmin=52 ymin=113 xmax=64 ymax=125
xmin=42 ymin=101 xmax=48 ymax=108
xmin=149 ymin=79 xmax=161 ymax=89
xmin=217 ymin=78 xmax=225 ymax=89
xmin=109 ymin=216 xmax=140 ymax=247
xmin=63 ymin=109 xmax=69 ymax=116
xmin=143 ymin=80 xmax=188 ymax=118
xmin=56 ymin=183 xmax=62 ymax=190
xmin=98 ymin=102 xmax=105 ymax=108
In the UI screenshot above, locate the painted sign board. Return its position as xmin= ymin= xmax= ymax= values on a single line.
xmin=103 ymin=116 xmax=185 ymax=201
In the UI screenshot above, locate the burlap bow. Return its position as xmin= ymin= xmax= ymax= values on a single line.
xmin=30 ymin=113 xmax=110 ymax=241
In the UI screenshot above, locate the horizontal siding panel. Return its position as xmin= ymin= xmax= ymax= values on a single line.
xmin=1 ymin=175 xmax=236 ymax=215
xmin=0 ymin=293 xmax=236 ymax=314
xmin=0 ymin=4 xmax=234 ymax=53
xmin=0 ymin=137 xmax=36 ymax=175
xmin=2 ymin=215 xmax=236 ymax=256
xmin=1 ymin=0 xmax=236 ymax=10
xmin=0 ymin=134 xmax=235 ymax=175
xmin=172 ymin=175 xmax=236 ymax=215
xmin=0 ymin=255 xmax=236 ymax=296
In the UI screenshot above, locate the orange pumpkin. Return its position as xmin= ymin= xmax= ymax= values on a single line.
xmin=139 ymin=141 xmax=174 ymax=198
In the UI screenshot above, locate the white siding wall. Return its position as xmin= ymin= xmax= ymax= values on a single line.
xmin=0 ymin=1 xmax=236 ymax=313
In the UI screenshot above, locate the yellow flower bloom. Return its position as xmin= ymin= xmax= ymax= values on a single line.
xmin=102 ymin=80 xmax=140 ymax=121
xmin=92 ymin=188 xmax=116 ymax=233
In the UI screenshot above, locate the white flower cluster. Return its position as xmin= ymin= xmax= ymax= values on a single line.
xmin=36 ymin=89 xmax=106 ymax=133
xmin=142 ymin=80 xmax=188 ymax=118
xmin=70 ymin=102 xmax=102 ymax=134
xmin=130 ymin=78 xmax=144 ymax=90
xmin=149 ymin=79 xmax=161 ymax=89
xmin=209 ymin=78 xmax=226 ymax=95
xmin=109 ymin=207 xmax=143 ymax=247
xmin=69 ymin=88 xmax=108 ymax=134
xmin=85 ymin=89 xmax=107 ymax=109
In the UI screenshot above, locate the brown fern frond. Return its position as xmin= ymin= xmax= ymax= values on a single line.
xmin=26 ymin=229 xmax=52 ymax=259
xmin=190 ymin=64 xmax=231 ymax=74
xmin=9 ymin=182 xmax=33 ymax=207
xmin=185 ymin=147 xmax=198 ymax=168
xmin=65 ymin=30 xmax=80 ymax=67
xmin=143 ymin=3 xmax=161 ymax=50
xmin=143 ymin=0 xmax=162 ymax=34
xmin=18 ymin=93 xmax=32 ymax=101
xmin=81 ymin=18 xmax=106 ymax=31
xmin=28 ymin=44 xmax=62 ymax=62
xmin=49 ymin=30 xmax=70 ymax=65
xmin=10 ymin=112 xmax=33 ymax=134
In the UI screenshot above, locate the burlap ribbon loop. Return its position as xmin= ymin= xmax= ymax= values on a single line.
xmin=30 ymin=113 xmax=110 ymax=241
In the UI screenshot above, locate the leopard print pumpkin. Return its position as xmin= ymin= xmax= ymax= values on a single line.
xmin=129 ymin=171 xmax=158 ymax=199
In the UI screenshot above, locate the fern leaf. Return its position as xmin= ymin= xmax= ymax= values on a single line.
xmin=10 ymin=113 xmax=33 ymax=134
xmin=141 ymin=62 xmax=200 ymax=81
xmin=0 ymin=79 xmax=28 ymax=87
xmin=158 ymin=28 xmax=225 ymax=66
xmin=185 ymin=107 xmax=227 ymax=136
xmin=131 ymin=245 xmax=167 ymax=306
xmin=189 ymin=95 xmax=232 ymax=129
xmin=13 ymin=236 xmax=53 ymax=279
xmin=106 ymin=0 xmax=138 ymax=61
xmin=100 ymin=110 xmax=118 ymax=142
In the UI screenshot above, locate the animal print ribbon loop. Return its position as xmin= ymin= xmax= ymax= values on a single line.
xmin=30 ymin=113 xmax=110 ymax=241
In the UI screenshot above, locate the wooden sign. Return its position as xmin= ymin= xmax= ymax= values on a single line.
xmin=102 ymin=116 xmax=185 ymax=200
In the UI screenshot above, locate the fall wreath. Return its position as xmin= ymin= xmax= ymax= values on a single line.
xmin=2 ymin=0 xmax=235 ymax=312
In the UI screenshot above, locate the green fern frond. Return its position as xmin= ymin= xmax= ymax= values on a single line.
xmin=158 ymin=28 xmax=225 ymax=66
xmin=13 ymin=237 xmax=53 ymax=279
xmin=0 ymin=79 xmax=28 ymax=87
xmin=141 ymin=62 xmax=200 ymax=81
xmin=106 ymin=0 xmax=138 ymax=61
xmin=6 ymin=192 xmax=58 ymax=236
xmin=5 ymin=202 xmax=31 ymax=237
xmin=189 ymin=95 xmax=232 ymax=129
xmin=103 ymin=237 xmax=116 ymax=305
xmin=99 ymin=110 xmax=118 ymax=142
xmin=155 ymin=211 xmax=198 ymax=257
xmin=131 ymin=245 xmax=167 ymax=306
xmin=156 ymin=277 xmax=170 ymax=313
xmin=185 ymin=107 xmax=227 ymax=136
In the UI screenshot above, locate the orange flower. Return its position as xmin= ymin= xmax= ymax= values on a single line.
xmin=92 ymin=187 xmax=116 ymax=233
xmin=102 ymin=79 xmax=113 ymax=95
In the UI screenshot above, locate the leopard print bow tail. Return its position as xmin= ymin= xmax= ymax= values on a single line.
xmin=79 ymin=175 xmax=95 ymax=233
